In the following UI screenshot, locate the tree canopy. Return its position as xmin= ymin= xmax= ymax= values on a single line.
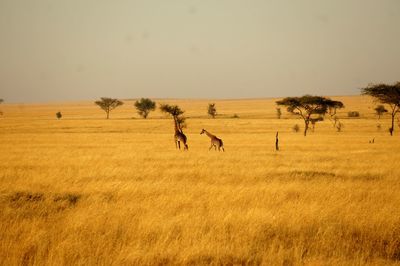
xmin=276 ymin=95 xmax=344 ymax=136
xmin=361 ymin=82 xmax=400 ymax=105
xmin=361 ymin=82 xmax=400 ymax=135
xmin=159 ymin=104 xmax=186 ymax=130
xmin=94 ymin=97 xmax=124 ymax=119
xmin=134 ymin=98 xmax=156 ymax=119
xmin=207 ymin=103 xmax=217 ymax=118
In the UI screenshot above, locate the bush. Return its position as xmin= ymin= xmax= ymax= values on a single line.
xmin=292 ymin=124 xmax=300 ymax=133
xmin=56 ymin=112 xmax=62 ymax=120
xmin=232 ymin=114 xmax=239 ymax=119
xmin=134 ymin=98 xmax=156 ymax=119
xmin=348 ymin=111 xmax=360 ymax=117
xmin=208 ymin=103 xmax=217 ymax=118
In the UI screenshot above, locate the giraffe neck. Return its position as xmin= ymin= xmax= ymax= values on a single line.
xmin=174 ymin=116 xmax=181 ymax=133
xmin=204 ymin=130 xmax=215 ymax=139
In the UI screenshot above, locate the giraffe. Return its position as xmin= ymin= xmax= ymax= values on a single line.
xmin=174 ymin=116 xmax=188 ymax=150
xmin=200 ymin=129 xmax=224 ymax=151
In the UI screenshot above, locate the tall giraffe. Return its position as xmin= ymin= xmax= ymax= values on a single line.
xmin=174 ymin=116 xmax=188 ymax=150
xmin=200 ymin=129 xmax=224 ymax=151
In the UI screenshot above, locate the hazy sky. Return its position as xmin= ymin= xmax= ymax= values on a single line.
xmin=1 ymin=0 xmax=399 ymax=103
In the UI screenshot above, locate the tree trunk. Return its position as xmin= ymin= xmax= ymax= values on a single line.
xmin=275 ymin=132 xmax=279 ymax=151
xmin=106 ymin=111 xmax=109 ymax=119
xmin=304 ymin=120 xmax=309 ymax=136
xmin=390 ymin=112 xmax=395 ymax=136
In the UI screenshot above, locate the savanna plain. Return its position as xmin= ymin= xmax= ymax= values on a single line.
xmin=0 ymin=96 xmax=399 ymax=265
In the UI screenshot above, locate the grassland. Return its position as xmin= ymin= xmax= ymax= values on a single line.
xmin=0 ymin=96 xmax=399 ymax=265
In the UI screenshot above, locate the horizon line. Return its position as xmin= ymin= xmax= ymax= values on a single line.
xmin=1 ymin=93 xmax=362 ymax=105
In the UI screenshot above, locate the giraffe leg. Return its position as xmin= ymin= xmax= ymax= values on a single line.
xmin=178 ymin=141 xmax=181 ymax=149
xmin=175 ymin=136 xmax=179 ymax=149
xmin=209 ymin=144 xmax=213 ymax=150
xmin=222 ymin=146 xmax=225 ymax=152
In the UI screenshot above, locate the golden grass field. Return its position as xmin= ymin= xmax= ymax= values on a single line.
xmin=0 ymin=96 xmax=400 ymax=265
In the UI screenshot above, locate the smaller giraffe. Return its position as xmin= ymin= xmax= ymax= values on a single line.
xmin=200 ymin=129 xmax=224 ymax=151
xmin=174 ymin=117 xmax=188 ymax=150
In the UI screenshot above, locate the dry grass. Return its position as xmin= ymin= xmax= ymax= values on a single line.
xmin=0 ymin=96 xmax=399 ymax=265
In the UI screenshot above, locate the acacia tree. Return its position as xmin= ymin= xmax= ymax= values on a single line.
xmin=374 ymin=105 xmax=388 ymax=119
xmin=276 ymin=95 xmax=344 ymax=136
xmin=208 ymin=103 xmax=217 ymax=118
xmin=159 ymin=104 xmax=186 ymax=130
xmin=362 ymin=82 xmax=400 ymax=136
xmin=95 ymin=97 xmax=123 ymax=119
xmin=328 ymin=101 xmax=344 ymax=129
xmin=134 ymin=98 xmax=156 ymax=119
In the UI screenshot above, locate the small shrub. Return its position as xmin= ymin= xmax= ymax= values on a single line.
xmin=336 ymin=122 xmax=343 ymax=132
xmin=292 ymin=124 xmax=300 ymax=133
xmin=53 ymin=193 xmax=81 ymax=206
xmin=56 ymin=112 xmax=62 ymax=120
xmin=9 ymin=192 xmax=44 ymax=202
xmin=232 ymin=114 xmax=239 ymax=119
xmin=348 ymin=111 xmax=360 ymax=117
xmin=276 ymin=108 xmax=282 ymax=119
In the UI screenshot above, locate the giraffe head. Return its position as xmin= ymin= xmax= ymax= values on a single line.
xmin=200 ymin=129 xmax=206 ymax=135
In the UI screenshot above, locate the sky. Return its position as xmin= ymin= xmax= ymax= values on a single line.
xmin=0 ymin=0 xmax=399 ymax=103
